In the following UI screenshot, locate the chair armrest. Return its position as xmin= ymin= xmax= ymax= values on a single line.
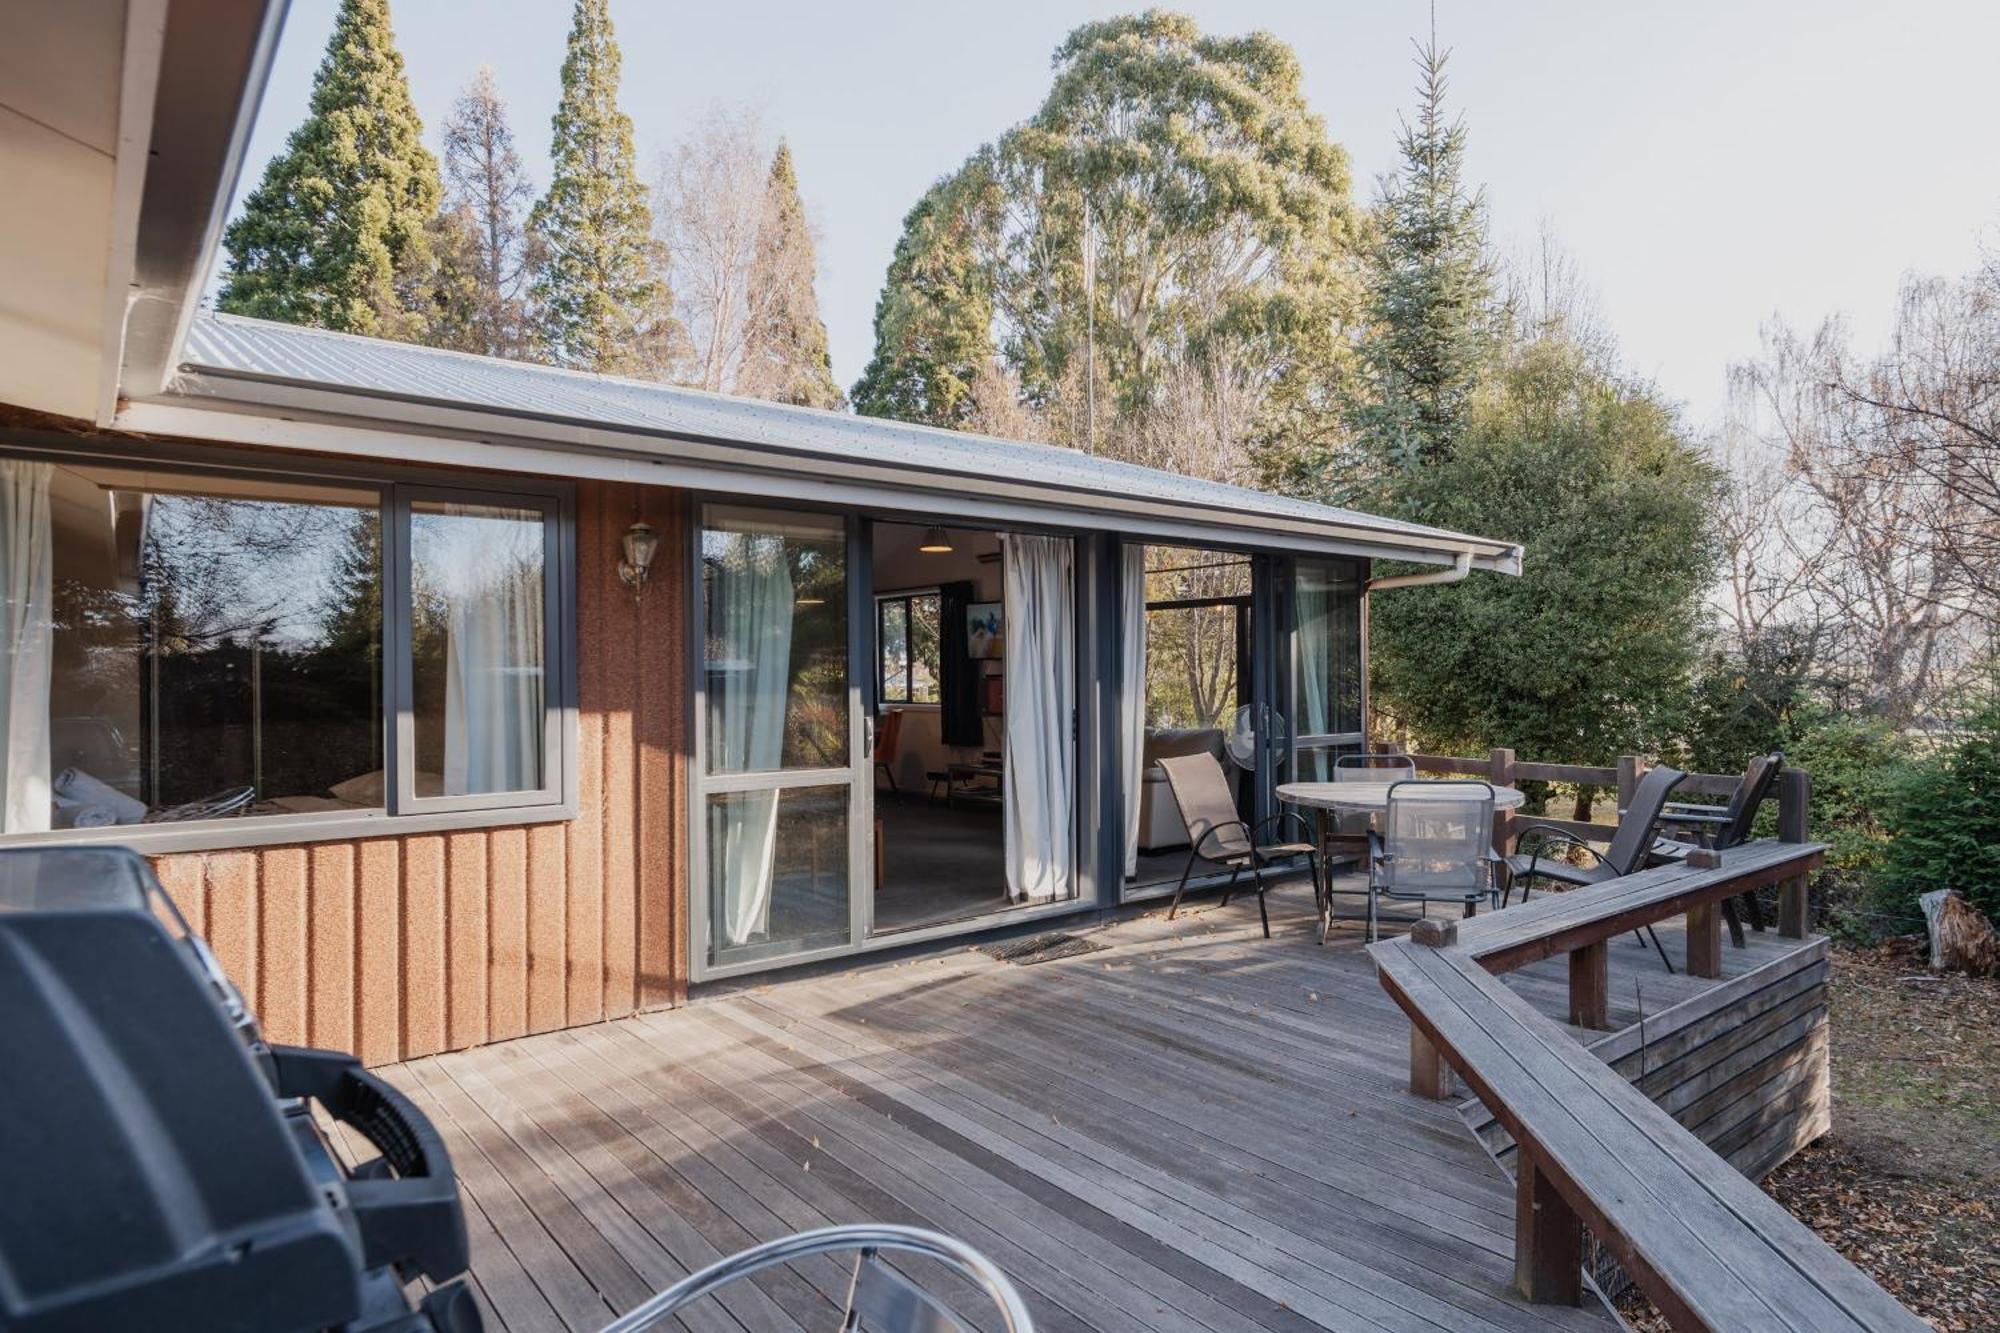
xmin=1252 ymin=809 xmax=1316 ymax=849
xmin=1511 ymin=823 xmax=1607 ymax=862
xmin=1190 ymin=819 xmax=1253 ymax=861
xmin=1659 ymin=808 xmax=1729 ymax=827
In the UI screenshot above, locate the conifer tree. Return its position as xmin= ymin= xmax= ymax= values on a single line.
xmin=529 ymin=0 xmax=680 ymax=375
xmin=438 ymin=66 xmax=534 ymax=357
xmin=219 ymin=0 xmax=441 ymax=337
xmin=1355 ymin=32 xmax=1497 ymax=470
xmin=737 ymin=144 xmax=843 ymax=410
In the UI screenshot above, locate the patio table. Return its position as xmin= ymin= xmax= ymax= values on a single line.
xmin=1277 ymin=780 xmax=1528 ymax=861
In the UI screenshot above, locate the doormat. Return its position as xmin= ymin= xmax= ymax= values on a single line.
xmin=978 ymin=932 xmax=1107 ymax=966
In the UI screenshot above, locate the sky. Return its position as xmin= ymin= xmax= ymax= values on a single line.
xmin=224 ymin=0 xmax=2000 ymax=432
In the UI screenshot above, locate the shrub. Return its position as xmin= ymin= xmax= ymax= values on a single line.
xmin=1877 ymin=700 xmax=2000 ymax=929
xmin=1782 ymin=705 xmax=1908 ymax=875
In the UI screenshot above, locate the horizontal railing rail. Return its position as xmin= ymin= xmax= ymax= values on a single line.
xmin=1368 ymin=839 xmax=1925 ymax=1331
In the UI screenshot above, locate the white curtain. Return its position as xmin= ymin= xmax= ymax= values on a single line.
xmin=1119 ymin=544 xmax=1147 ymax=879
xmin=711 ymin=534 xmax=794 ymax=945
xmin=1295 ymin=569 xmax=1330 ymax=781
xmin=0 ymin=461 xmax=53 ymax=834
xmin=444 ymin=528 xmax=546 ymax=795
xmin=1003 ymin=533 xmax=1075 ymax=903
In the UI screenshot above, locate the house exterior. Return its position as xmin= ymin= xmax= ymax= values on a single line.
xmin=0 ymin=0 xmax=1520 ymax=1065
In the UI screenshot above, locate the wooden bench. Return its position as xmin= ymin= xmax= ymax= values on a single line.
xmin=1370 ymin=840 xmax=1927 ymax=1332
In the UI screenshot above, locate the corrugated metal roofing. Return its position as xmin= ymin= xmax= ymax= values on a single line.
xmin=170 ymin=313 xmax=1518 ymax=569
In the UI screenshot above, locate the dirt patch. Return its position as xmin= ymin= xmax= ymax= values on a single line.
xmin=1619 ymin=940 xmax=1999 ymax=1331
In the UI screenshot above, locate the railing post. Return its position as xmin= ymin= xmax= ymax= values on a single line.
xmin=1615 ymin=754 xmax=1641 ymax=811
xmin=1777 ymin=769 xmax=1812 ymax=938
xmin=1514 ymin=1155 xmax=1583 ymax=1305
xmin=1686 ymin=901 xmax=1723 ymax=979
xmin=1489 ymin=747 xmax=1516 ymax=856
xmin=1568 ymin=941 xmax=1608 ymax=1029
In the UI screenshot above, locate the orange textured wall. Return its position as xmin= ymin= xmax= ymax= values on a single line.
xmin=150 ymin=480 xmax=686 ymax=1066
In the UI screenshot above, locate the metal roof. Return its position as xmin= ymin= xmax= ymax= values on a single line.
xmin=158 ymin=313 xmax=1520 ymax=571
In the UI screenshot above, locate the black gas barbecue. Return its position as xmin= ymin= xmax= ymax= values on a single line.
xmin=0 ymin=847 xmax=482 ymax=1333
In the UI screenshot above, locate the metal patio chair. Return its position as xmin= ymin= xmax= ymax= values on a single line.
xmin=1366 ymin=779 xmax=1506 ymax=942
xmin=1505 ymin=764 xmax=1687 ymax=971
xmin=1159 ymin=752 xmax=1321 ymax=939
xmin=602 ymin=1224 xmax=1036 ymax=1333
xmin=1650 ymin=751 xmax=1786 ymax=945
xmin=1322 ymin=750 xmax=1419 ymax=865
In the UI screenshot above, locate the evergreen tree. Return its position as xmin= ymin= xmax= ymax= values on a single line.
xmin=438 ymin=66 xmax=535 ymax=357
xmin=737 ymin=143 xmax=843 ymax=410
xmin=1354 ymin=32 xmax=1497 ymax=470
xmin=219 ymin=0 xmax=441 ymax=337
xmin=529 ymin=0 xmax=680 ymax=375
xmin=850 ymin=180 xmax=998 ymax=427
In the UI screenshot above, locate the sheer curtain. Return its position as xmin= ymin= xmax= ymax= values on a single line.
xmin=710 ymin=534 xmax=795 ymax=944
xmin=0 ymin=461 xmax=52 ymax=834
xmin=1294 ymin=569 xmax=1330 ymax=781
xmin=1119 ymin=544 xmax=1147 ymax=879
xmin=444 ymin=546 xmax=545 ymax=795
xmin=1002 ymin=533 xmax=1074 ymax=903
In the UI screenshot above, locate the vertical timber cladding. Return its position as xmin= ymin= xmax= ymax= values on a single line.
xmin=1467 ymin=938 xmax=1834 ymax=1183
xmin=149 ymin=480 xmax=689 ymax=1066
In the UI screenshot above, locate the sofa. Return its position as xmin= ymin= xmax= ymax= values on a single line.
xmin=1136 ymin=726 xmax=1231 ymax=851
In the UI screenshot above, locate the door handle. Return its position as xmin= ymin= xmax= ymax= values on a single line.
xmin=863 ymin=713 xmax=875 ymax=758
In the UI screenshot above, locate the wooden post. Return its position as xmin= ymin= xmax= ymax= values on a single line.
xmin=1615 ymin=754 xmax=1641 ymax=812
xmin=1777 ymin=769 xmax=1812 ymax=938
xmin=1409 ymin=1026 xmax=1454 ymax=1100
xmin=1686 ymin=900 xmax=1723 ymax=979
xmin=1568 ymin=941 xmax=1608 ymax=1029
xmin=1489 ymin=747 xmax=1516 ymax=857
xmin=1514 ymin=1156 xmax=1583 ymax=1305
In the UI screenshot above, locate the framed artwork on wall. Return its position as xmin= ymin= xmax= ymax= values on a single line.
xmin=967 ymin=602 xmax=1003 ymax=659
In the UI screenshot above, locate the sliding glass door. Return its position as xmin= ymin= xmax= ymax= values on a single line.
xmin=695 ymin=505 xmax=865 ymax=974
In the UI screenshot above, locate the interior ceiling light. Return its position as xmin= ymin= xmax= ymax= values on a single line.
xmin=918 ymin=525 xmax=954 ymax=554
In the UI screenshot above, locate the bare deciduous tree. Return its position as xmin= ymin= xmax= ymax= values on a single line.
xmin=655 ymin=105 xmax=772 ymax=392
xmin=440 ymin=66 xmax=534 ymax=358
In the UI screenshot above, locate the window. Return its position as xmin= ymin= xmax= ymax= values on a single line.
xmin=0 ymin=452 xmax=569 ymax=841
xmin=876 ymin=592 xmax=940 ymax=705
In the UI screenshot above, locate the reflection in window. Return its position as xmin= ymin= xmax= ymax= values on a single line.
xmin=1293 ymin=560 xmax=1364 ymax=780
xmin=701 ymin=507 xmax=847 ymax=773
xmin=411 ymin=501 xmax=547 ymax=797
xmin=4 ymin=459 xmax=383 ymax=833
xmin=706 ymin=785 xmax=848 ymax=960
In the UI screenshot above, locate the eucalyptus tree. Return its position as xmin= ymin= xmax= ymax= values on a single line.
xmin=856 ymin=11 xmax=1360 ymax=478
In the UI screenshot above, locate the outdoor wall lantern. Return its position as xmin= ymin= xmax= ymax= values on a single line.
xmin=617 ymin=521 xmax=660 ymax=594
xmin=918 ymin=525 xmax=954 ymax=554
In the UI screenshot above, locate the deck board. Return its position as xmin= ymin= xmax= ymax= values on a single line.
xmin=366 ymin=881 xmax=1825 ymax=1331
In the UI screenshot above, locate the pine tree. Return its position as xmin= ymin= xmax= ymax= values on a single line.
xmin=737 ymin=143 xmax=843 ymax=410
xmin=438 ymin=66 xmax=534 ymax=357
xmin=219 ymin=0 xmax=441 ymax=337
xmin=1355 ymin=31 xmax=1497 ymax=471
xmin=850 ymin=180 xmax=999 ymax=427
xmin=529 ymin=0 xmax=680 ymax=375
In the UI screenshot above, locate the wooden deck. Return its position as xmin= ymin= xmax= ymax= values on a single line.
xmin=363 ymin=881 xmax=1817 ymax=1332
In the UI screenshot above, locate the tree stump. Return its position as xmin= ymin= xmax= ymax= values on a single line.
xmin=1922 ymin=889 xmax=1999 ymax=977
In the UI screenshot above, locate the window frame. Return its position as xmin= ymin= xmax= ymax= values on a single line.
xmin=873 ymin=588 xmax=941 ymax=709
xmin=0 ymin=435 xmax=577 ymax=855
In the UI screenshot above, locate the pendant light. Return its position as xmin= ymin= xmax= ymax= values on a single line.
xmin=918 ymin=525 xmax=954 ymax=554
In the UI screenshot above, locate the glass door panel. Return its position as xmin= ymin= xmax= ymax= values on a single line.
xmin=1291 ymin=559 xmax=1365 ymax=780
xmin=699 ymin=505 xmax=860 ymax=971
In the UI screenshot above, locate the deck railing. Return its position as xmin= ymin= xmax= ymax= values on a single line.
xmin=1400 ymin=748 xmax=1816 ymax=937
xmin=1369 ymin=840 xmax=1925 ymax=1331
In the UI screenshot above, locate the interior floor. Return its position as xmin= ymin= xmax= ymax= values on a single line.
xmin=871 ymin=794 xmax=1011 ymax=933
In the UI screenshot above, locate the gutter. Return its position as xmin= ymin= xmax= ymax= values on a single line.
xmin=1367 ymin=549 xmax=1474 ymax=592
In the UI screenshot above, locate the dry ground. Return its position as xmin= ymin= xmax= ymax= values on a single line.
xmin=1622 ymin=939 xmax=1999 ymax=1331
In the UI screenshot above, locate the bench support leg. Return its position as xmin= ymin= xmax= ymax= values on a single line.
xmin=1568 ymin=941 xmax=1608 ymax=1030
xmin=1778 ymin=875 xmax=1809 ymax=939
xmin=1409 ymin=1026 xmax=1454 ymax=1099
xmin=1687 ymin=901 xmax=1723 ymax=979
xmin=1514 ymin=1157 xmax=1583 ymax=1306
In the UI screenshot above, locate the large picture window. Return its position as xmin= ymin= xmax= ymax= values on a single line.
xmin=0 ymin=451 xmax=570 ymax=842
